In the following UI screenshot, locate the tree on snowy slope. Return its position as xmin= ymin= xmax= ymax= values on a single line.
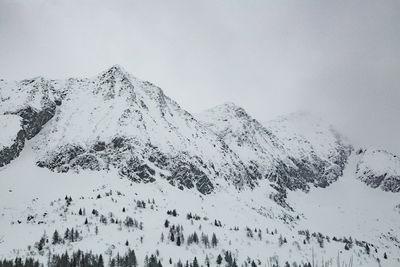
xmin=211 ymin=233 xmax=218 ymax=247
xmin=52 ymin=230 xmax=60 ymax=245
xmin=216 ymin=254 xmax=223 ymax=266
xmin=145 ymin=254 xmax=162 ymax=267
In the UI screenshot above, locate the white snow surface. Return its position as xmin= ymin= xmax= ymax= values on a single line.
xmin=264 ymin=112 xmax=348 ymax=164
xmin=198 ymin=102 xmax=285 ymax=173
xmin=0 ymin=114 xmax=22 ymax=149
xmin=355 ymin=148 xmax=400 ymax=192
xmin=0 ymin=66 xmax=399 ymax=266
xmin=0 ymin=77 xmax=56 ymax=114
xmin=357 ymin=149 xmax=400 ymax=178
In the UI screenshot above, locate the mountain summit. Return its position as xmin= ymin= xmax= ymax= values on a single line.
xmin=1 ymin=66 xmax=254 ymax=194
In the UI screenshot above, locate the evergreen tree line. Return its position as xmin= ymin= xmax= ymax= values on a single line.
xmin=299 ymin=229 xmax=382 ymax=256
xmin=109 ymin=249 xmax=137 ymax=267
xmin=0 ymin=258 xmax=40 ymax=267
xmin=0 ymin=249 xmax=139 ymax=267
xmin=162 ymin=221 xmax=218 ymax=248
xmin=48 ymin=250 xmax=104 ymax=267
xmin=186 ymin=213 xmax=201 ymax=221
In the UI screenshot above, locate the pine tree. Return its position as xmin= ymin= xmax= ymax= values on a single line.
xmin=126 ymin=249 xmax=137 ymax=267
xmin=193 ymin=232 xmax=199 ymax=243
xmin=37 ymin=236 xmax=45 ymax=251
xmin=384 ymin=252 xmax=387 ymax=259
xmin=224 ymin=251 xmax=232 ymax=266
xmin=74 ymin=229 xmax=79 ymax=241
xmin=193 ymin=257 xmax=199 ymax=267
xmin=64 ymin=228 xmax=70 ymax=240
xmin=70 ymin=228 xmax=75 ymax=242
xmin=98 ymin=254 xmax=104 ymax=267
xmin=52 ymin=230 xmax=60 ymax=245
xmin=216 ymin=255 xmax=222 ymax=265
xmin=78 ymin=208 xmax=83 ymax=216
xmin=278 ymin=235 xmax=284 ymax=246
xmin=211 ymin=233 xmax=218 ymax=247
xmin=161 ymin=233 xmax=164 ymax=242
xmin=365 ymin=244 xmax=370 ymax=255
xmin=205 ymin=255 xmax=210 ymax=267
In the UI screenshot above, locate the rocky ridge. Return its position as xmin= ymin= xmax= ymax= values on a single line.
xmin=1 ymin=65 xmax=398 ymax=202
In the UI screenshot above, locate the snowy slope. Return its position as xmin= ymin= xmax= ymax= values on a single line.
xmin=356 ymin=148 xmax=400 ymax=192
xmin=0 ymin=77 xmax=57 ymax=140
xmin=198 ymin=103 xmax=284 ymax=180
xmin=287 ymin=152 xmax=400 ymax=265
xmin=0 ymin=77 xmax=56 ymax=114
xmin=0 ymin=114 xmax=25 ymax=167
xmin=0 ymin=115 xmax=22 ymax=149
xmin=265 ymin=113 xmax=352 ymax=187
xmin=0 ymin=144 xmax=399 ymax=267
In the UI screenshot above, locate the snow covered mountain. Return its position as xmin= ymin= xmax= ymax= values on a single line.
xmin=264 ymin=112 xmax=352 ymax=190
xmin=356 ymin=148 xmax=400 ymax=192
xmin=0 ymin=77 xmax=58 ymax=139
xmin=1 ymin=65 xmax=255 ymax=195
xmin=0 ymin=66 xmax=399 ymax=267
xmin=198 ymin=104 xmax=352 ymax=208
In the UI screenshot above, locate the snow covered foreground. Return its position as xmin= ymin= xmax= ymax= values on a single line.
xmin=0 ymin=65 xmax=399 ymax=267
xmin=0 ymin=139 xmax=399 ymax=267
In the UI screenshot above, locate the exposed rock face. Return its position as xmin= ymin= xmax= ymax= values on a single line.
xmin=0 ymin=77 xmax=58 ymax=166
xmin=198 ymin=104 xmax=352 ymax=194
xmin=1 ymin=65 xmax=353 ymax=199
xmin=25 ymin=66 xmax=255 ymax=194
xmin=36 ymin=137 xmax=217 ymax=194
xmin=265 ymin=113 xmax=352 ymax=192
xmin=356 ymin=149 xmax=400 ymax=192
xmin=0 ymin=115 xmax=25 ymax=167
xmin=12 ymin=104 xmax=56 ymax=139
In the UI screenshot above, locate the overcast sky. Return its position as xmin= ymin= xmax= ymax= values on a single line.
xmin=0 ymin=0 xmax=399 ymax=153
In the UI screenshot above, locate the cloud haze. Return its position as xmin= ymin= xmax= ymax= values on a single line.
xmin=0 ymin=0 xmax=399 ymax=153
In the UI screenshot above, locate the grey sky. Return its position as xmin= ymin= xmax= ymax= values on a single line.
xmin=0 ymin=0 xmax=399 ymax=153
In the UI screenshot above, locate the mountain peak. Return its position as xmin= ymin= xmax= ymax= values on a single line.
xmin=203 ymin=102 xmax=249 ymax=119
xmin=221 ymin=102 xmax=244 ymax=111
xmin=108 ymin=64 xmax=126 ymax=73
xmin=97 ymin=64 xmax=132 ymax=82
